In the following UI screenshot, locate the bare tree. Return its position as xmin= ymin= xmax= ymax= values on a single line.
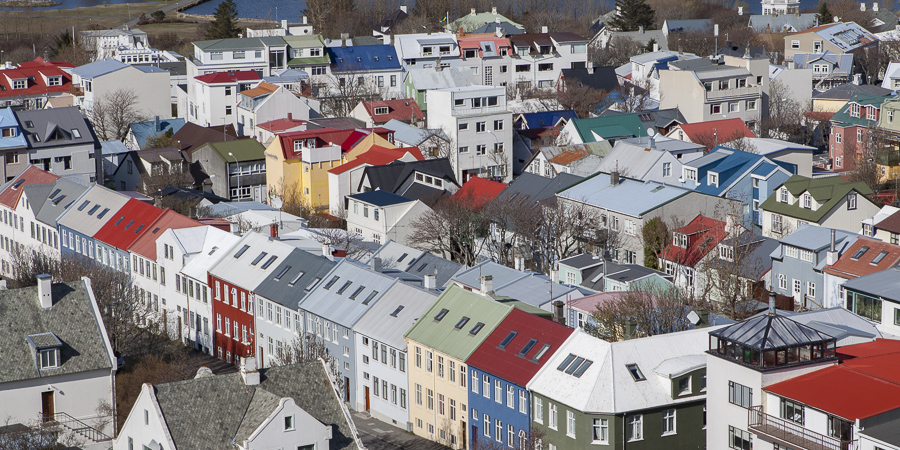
xmin=0 ymin=418 xmax=84 ymax=450
xmin=272 ymin=335 xmax=345 ymax=394
xmin=592 ymin=35 xmax=645 ymax=68
xmin=556 ymin=83 xmax=609 ymax=118
xmin=704 ymin=230 xmax=771 ymax=320
xmin=320 ymin=70 xmax=384 ymax=117
xmin=585 ymin=283 xmax=694 ymax=342
xmin=760 ymin=79 xmax=809 ymax=141
xmin=526 ymin=197 xmax=601 ymax=275
xmin=90 ymin=89 xmax=147 ymax=141
xmin=409 ymin=196 xmax=488 ymax=266
xmin=613 ymin=77 xmax=655 ymax=113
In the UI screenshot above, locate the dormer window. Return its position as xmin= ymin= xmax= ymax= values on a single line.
xmin=684 ymin=168 xmax=697 ymax=182
xmin=867 ymin=106 xmax=877 ymax=121
xmin=780 ymin=188 xmax=788 ymax=203
xmin=850 ymin=103 xmax=860 ymax=117
xmin=12 ymin=79 xmax=26 ymax=90
xmin=422 ymin=46 xmax=433 ymax=56
xmin=47 ymin=76 xmax=62 ymax=86
xmin=708 ymin=172 xmax=719 ymax=187
xmin=374 ymin=106 xmax=389 ymax=115
xmin=27 ymin=333 xmax=62 ymax=370
xmin=718 ymin=244 xmax=734 ymax=261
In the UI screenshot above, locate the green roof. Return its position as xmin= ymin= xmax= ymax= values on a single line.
xmin=404 ymin=285 xmax=513 ymax=360
xmin=759 ymin=174 xmax=874 ymax=223
xmin=283 ymin=35 xmax=325 ymax=47
xmin=194 ymin=37 xmax=271 ymax=51
xmin=449 ymin=11 xmax=523 ymax=32
xmin=205 ymin=139 xmax=266 ymax=162
xmin=830 ymin=92 xmax=892 ymax=127
xmin=570 ymin=115 xmax=645 ymax=143
xmin=288 ymin=56 xmax=331 ymax=67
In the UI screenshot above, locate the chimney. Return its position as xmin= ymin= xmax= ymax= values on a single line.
xmin=37 ymin=274 xmax=52 ymax=309
xmin=341 ymin=33 xmax=349 ymax=48
xmin=370 ymin=257 xmax=383 ymax=273
xmin=624 ymin=319 xmax=636 ymax=339
xmin=552 ymin=300 xmax=565 ymax=325
xmin=491 ymin=6 xmax=497 ymax=14
xmin=322 ymin=243 xmax=334 ymax=261
xmin=587 ymin=60 xmax=594 ymax=74
xmin=496 ymin=26 xmax=503 ymax=38
xmin=853 ymin=73 xmax=862 ymax=85
xmin=541 ymin=25 xmax=549 ymax=33
xmin=240 ymin=355 xmax=260 ymax=386
xmin=458 ymin=27 xmax=465 ymax=37
xmin=649 ymin=134 xmax=656 ymax=149
xmin=424 ymin=273 xmax=436 ymax=289
xmin=768 ymin=291 xmax=777 ymax=315
xmin=302 ymin=15 xmax=308 ymax=25
xmin=281 ymin=19 xmax=288 ymax=29
xmin=874 ymin=2 xmax=879 ymax=11
xmin=269 ymin=223 xmax=279 ymax=239
xmin=638 ymin=25 xmax=644 ymax=34
xmin=399 ymin=5 xmax=407 ymax=13
xmin=860 ymin=2 xmax=866 ymax=11
xmin=287 ymin=112 xmax=292 ymax=120
xmin=652 ymin=42 xmax=659 ymax=52
xmin=696 ymin=308 xmax=710 ymax=328
xmin=738 ymin=6 xmax=743 ymax=15
xmin=550 ymin=269 xmax=559 ymax=284
xmin=480 ymin=275 xmax=494 ymax=296
xmin=610 ymin=170 xmax=620 ymax=185
xmin=154 ymin=115 xmax=160 ymax=132
xmin=470 ymin=8 xmax=476 ymax=15
xmin=826 ymin=229 xmax=839 ymax=265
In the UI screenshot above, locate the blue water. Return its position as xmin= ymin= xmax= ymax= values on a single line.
xmin=184 ymin=0 xmax=307 ymax=20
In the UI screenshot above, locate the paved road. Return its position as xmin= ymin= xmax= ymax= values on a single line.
xmin=118 ymin=0 xmax=200 ymax=28
xmin=351 ymin=411 xmax=451 ymax=450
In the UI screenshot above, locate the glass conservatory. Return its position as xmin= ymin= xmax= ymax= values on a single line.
xmin=708 ymin=313 xmax=837 ymax=370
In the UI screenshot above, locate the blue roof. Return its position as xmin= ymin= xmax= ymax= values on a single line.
xmin=100 ymin=140 xmax=128 ymax=156
xmin=686 ymin=147 xmax=787 ymax=196
xmin=129 ymin=118 xmax=186 ymax=149
xmin=350 ymin=190 xmax=412 ymax=207
xmin=751 ymin=162 xmax=778 ymax=177
xmin=71 ymin=58 xmax=128 ymax=79
xmin=0 ymin=107 xmax=26 ymax=149
xmin=327 ymin=45 xmax=401 ymax=72
xmin=517 ymin=110 xmax=578 ymax=129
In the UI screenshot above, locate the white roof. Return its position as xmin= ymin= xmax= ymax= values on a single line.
xmin=353 ymin=281 xmax=438 ymax=350
xmin=743 ymin=138 xmax=816 ymax=155
xmin=528 ymin=327 xmax=721 ymax=413
xmin=207 ymin=232 xmax=298 ymax=290
xmin=394 ymin=33 xmax=458 ymax=60
xmin=179 ymin=227 xmax=241 ymax=282
xmin=867 ymin=205 xmax=900 ymax=228
xmin=367 ymin=240 xmax=427 ymax=272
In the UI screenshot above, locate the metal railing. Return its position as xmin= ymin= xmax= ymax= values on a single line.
xmin=48 ymin=412 xmax=111 ymax=442
xmin=748 ymin=406 xmax=851 ymax=450
xmin=706 ymin=85 xmax=762 ymax=100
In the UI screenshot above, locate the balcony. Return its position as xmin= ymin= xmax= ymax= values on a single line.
xmin=706 ymin=85 xmax=762 ymax=101
xmin=451 ymin=105 xmax=507 ymax=116
xmin=748 ymin=406 xmax=851 ymax=450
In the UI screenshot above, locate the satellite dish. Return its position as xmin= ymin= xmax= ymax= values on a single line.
xmin=272 ymin=197 xmax=284 ymax=209
xmin=646 ymin=128 xmax=657 ymax=137
xmin=687 ymin=310 xmax=700 ymax=325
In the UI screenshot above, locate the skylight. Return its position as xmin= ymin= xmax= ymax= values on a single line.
xmin=77 ymin=200 xmax=90 ymax=211
xmin=363 ymin=291 xmax=378 ymax=305
xmin=556 ymin=355 xmax=594 ymax=377
xmin=125 ymin=220 xmax=134 ymax=230
xmin=573 ymin=360 xmax=593 ymax=377
xmin=49 ymin=189 xmax=61 ymax=198
xmin=498 ymin=331 xmax=517 ymax=349
xmin=390 ymin=305 xmax=404 ymax=317
xmin=97 ymin=208 xmax=109 ymax=219
xmin=337 ymin=280 xmax=352 ymax=294
xmin=532 ymin=344 xmax=551 ymax=362
xmin=261 ymin=255 xmax=278 ymax=269
xmin=324 ymin=276 xmax=340 ymax=289
xmin=306 ymin=277 xmax=322 ymax=291
xmin=275 ymin=265 xmax=291 ymax=280
xmin=115 ymin=216 xmax=124 ymax=226
xmin=417 ymin=263 xmax=428 ymax=271
xmin=626 ymin=363 xmax=646 ymax=381
xmin=455 ymin=317 xmax=470 ymax=329
xmin=234 ymin=244 xmax=250 ymax=258
xmin=289 ymin=271 xmax=306 ymax=286
xmin=872 ymin=250 xmax=889 ymax=265
xmin=434 ymin=308 xmax=449 ymax=322
xmin=349 ymin=285 xmax=365 ymax=299
xmin=51 ymin=195 xmax=66 ymax=205
xmin=564 ymin=357 xmax=585 ymax=374
xmin=397 ymin=253 xmax=408 ymax=262
xmin=11 ymin=179 xmax=25 ymax=189
xmin=134 ymin=224 xmax=144 ymax=233
xmin=518 ymin=338 xmax=538 ymax=356
xmin=557 ymin=354 xmax=576 ymax=371
xmin=852 ymin=246 xmax=870 ymax=260
xmin=251 ymin=252 xmax=268 ymax=265
xmin=88 ymin=204 xmax=100 ymax=215
xmin=469 ymin=322 xmax=485 ymax=336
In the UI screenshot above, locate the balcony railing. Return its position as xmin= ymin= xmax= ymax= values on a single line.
xmin=706 ymin=85 xmax=762 ymax=100
xmin=748 ymin=406 xmax=851 ymax=450
xmin=47 ymin=412 xmax=111 ymax=442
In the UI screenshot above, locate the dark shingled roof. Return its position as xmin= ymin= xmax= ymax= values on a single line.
xmin=0 ymin=280 xmax=113 ymax=384
xmin=349 ymin=190 xmax=413 ymax=207
xmin=560 ymin=66 xmax=619 ymax=92
xmin=358 ymin=158 xmax=457 ymax=194
xmin=154 ymin=362 xmax=360 ymax=450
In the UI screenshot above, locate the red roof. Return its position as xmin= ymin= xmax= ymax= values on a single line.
xmin=0 ymin=58 xmax=73 ymax=99
xmin=676 ymin=118 xmax=756 ymax=143
xmin=276 ymin=127 xmax=395 ymax=159
xmin=93 ymin=198 xmax=164 ymax=250
xmin=766 ymin=339 xmax=900 ymax=420
xmin=659 ymin=215 xmax=730 ymax=268
xmin=362 ymin=98 xmax=425 ymax=125
xmin=194 ymin=70 xmax=261 ymax=84
xmin=452 ymin=176 xmax=507 ymax=211
xmin=465 ymin=308 xmax=573 ymax=386
xmin=127 ymin=209 xmax=202 ymax=259
xmin=258 ymin=117 xmax=306 ymax=133
xmin=0 ymin=166 xmax=59 ymax=209
xmin=823 ymin=237 xmax=900 ymax=279
xmin=328 ymin=145 xmax=424 ymax=175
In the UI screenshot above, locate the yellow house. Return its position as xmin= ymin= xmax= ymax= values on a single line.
xmin=404 ymin=285 xmax=514 ymax=449
xmin=264 ymin=127 xmax=398 ymax=211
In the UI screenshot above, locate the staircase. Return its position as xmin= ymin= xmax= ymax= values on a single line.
xmin=49 ymin=412 xmax=111 ymax=443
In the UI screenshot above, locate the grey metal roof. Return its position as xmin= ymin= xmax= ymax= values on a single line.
xmin=56 ymin=184 xmax=131 ymax=236
xmin=405 ymin=67 xmax=478 ymax=91
xmin=203 ymin=201 xmax=277 ymax=217
xmin=299 ymin=259 xmax=399 ymax=327
xmin=748 ymin=14 xmax=817 ymax=33
xmin=776 ymin=224 xmax=857 ymax=252
xmin=859 ymin=417 xmax=900 ymax=446
xmin=493 ymin=273 xmax=576 ymax=308
xmin=253 ymin=248 xmax=337 ymax=310
xmin=153 ymin=362 xmax=359 ymax=450
xmin=558 ymin=173 xmax=692 ymax=217
xmin=193 ymin=37 xmax=272 ymax=51
xmin=710 ymin=312 xmax=835 ymax=351
xmin=353 ymin=281 xmax=438 ymax=350
xmin=751 ymin=307 xmax=881 ymax=346
xmin=812 ymin=83 xmax=892 ymax=100
xmin=15 ymin=107 xmax=97 ymax=149
xmin=491 ymin=172 xmax=583 ymax=209
xmin=842 ymin=267 xmax=900 ymax=301
xmin=450 ymin=260 xmax=528 ymax=290
xmin=72 ymin=58 xmax=128 ymax=79
xmin=404 ymin=252 xmax=464 ymax=287
xmin=30 ymin=178 xmax=88 ymax=227
xmin=367 ymin=240 xmax=426 ymax=273
xmin=0 ymin=280 xmax=114 ymax=384
xmin=208 ymin=232 xmax=298 ymax=291
xmin=559 ymin=252 xmax=604 ymax=270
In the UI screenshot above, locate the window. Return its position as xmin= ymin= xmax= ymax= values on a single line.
xmin=678 ymin=376 xmax=691 ymax=395
xmin=483 ymin=374 xmax=490 ymax=398
xmin=477 ymin=122 xmax=486 ymax=132
xmin=39 ymin=348 xmax=58 ymax=369
xmin=426 ymin=351 xmax=433 ymax=372
xmin=495 ymin=419 xmax=502 ymax=442
xmin=484 ymin=414 xmax=491 ymax=437
xmin=628 ymin=415 xmax=642 ymax=441
xmin=663 ymin=162 xmax=671 ymax=177
xmin=494 ymin=119 xmax=504 ymax=130
xmin=848 ymin=193 xmax=858 ymax=210
xmin=549 ymin=403 xmax=558 ymax=430
xmin=711 ymin=104 xmax=722 ymax=114
xmin=592 ymin=418 xmax=608 ymax=443
xmin=495 ymin=380 xmax=502 ymax=403
xmin=284 ymin=415 xmax=295 ymax=430
xmin=728 ymin=381 xmax=752 ymax=408
xmin=807 ymin=282 xmax=816 ymax=299
xmin=791 ymin=40 xmax=800 ymax=49
xmin=534 ymin=397 xmax=543 ymax=423
xmin=835 ymin=133 xmax=842 ymax=144
xmin=416 ymin=384 xmax=422 ymax=405
xmin=566 ymin=410 xmax=576 ymax=438
xmin=626 ymin=364 xmax=645 ymax=381
xmin=781 ymin=399 xmax=805 ymax=425
xmin=662 ymin=409 xmax=676 ymax=435
xmin=507 ymin=385 xmax=514 ymax=408
xmin=729 ymin=426 xmax=752 ymax=450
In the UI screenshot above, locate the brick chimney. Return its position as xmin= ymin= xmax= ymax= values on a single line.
xmin=269 ymin=223 xmax=279 ymax=239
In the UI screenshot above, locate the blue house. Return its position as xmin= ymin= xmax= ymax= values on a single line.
xmin=56 ymin=184 xmax=130 ymax=262
xmin=680 ymin=146 xmax=793 ymax=228
xmin=465 ymin=308 xmax=573 ymax=448
xmin=0 ymin=107 xmax=28 ymax=182
xmin=125 ymin=117 xmax=186 ymax=150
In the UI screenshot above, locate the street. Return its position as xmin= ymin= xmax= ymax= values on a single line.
xmin=351 ymin=411 xmax=451 ymax=450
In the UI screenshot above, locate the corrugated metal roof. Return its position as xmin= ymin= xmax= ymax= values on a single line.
xmin=56 ymin=185 xmax=131 ymax=237
xmin=179 ymin=227 xmax=240 ymax=282
xmin=128 ymin=209 xmax=202 ymax=259
xmin=558 ymin=173 xmax=692 ymax=217
xmin=354 ymin=282 xmax=438 ymax=350
xmin=31 ymin=178 xmax=87 ymax=226
xmin=253 ymin=249 xmax=336 ymax=310
xmin=404 ymin=284 xmax=513 ymax=361
xmin=72 ymin=58 xmax=128 ymax=79
xmin=299 ymin=259 xmax=400 ymax=327
xmin=93 ymin=198 xmax=164 ymax=250
xmin=207 ymin=232 xmax=298 ymax=291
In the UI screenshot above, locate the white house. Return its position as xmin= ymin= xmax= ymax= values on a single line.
xmin=345 ymin=190 xmax=430 ymax=246
xmin=71 ymin=58 xmax=171 ymax=120
xmin=235 ymin=82 xmax=319 ymax=137
xmin=0 ymin=276 xmax=116 ymax=442
xmin=185 ymin=70 xmax=261 ymax=128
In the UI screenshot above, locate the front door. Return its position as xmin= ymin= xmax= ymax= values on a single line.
xmin=344 ymin=376 xmax=350 ymax=402
xmin=472 ymin=425 xmax=478 ymax=449
xmin=461 ymin=421 xmax=467 ymax=449
xmin=365 ymin=386 xmax=370 ymax=412
xmin=41 ymin=391 xmax=54 ymax=422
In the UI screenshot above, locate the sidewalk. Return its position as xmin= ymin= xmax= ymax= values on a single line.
xmin=350 ymin=411 xmax=451 ymax=450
